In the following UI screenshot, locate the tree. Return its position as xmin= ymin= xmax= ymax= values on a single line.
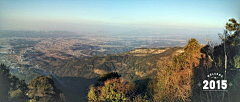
xmin=226 ymin=18 xmax=240 ymax=33
xmin=8 ymin=75 xmax=28 ymax=102
xmin=234 ymin=55 xmax=240 ymax=68
xmin=218 ymin=18 xmax=240 ymax=68
xmin=154 ymin=38 xmax=203 ymax=101
xmin=0 ymin=64 xmax=28 ymax=102
xmin=0 ymin=64 xmax=11 ymax=102
xmin=95 ymin=72 xmax=121 ymax=87
xmin=194 ymin=18 xmax=240 ymax=102
xmin=88 ymin=72 xmax=135 ymax=101
xmin=27 ymin=75 xmax=66 ymax=102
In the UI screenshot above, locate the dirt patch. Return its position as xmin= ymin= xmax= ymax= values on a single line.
xmin=94 ymin=69 xmax=106 ymax=75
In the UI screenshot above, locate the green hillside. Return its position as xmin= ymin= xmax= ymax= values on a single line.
xmin=24 ymin=47 xmax=183 ymax=101
xmin=32 ymin=47 xmax=183 ymax=80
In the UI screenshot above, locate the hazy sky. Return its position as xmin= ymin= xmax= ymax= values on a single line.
xmin=0 ymin=0 xmax=239 ymax=35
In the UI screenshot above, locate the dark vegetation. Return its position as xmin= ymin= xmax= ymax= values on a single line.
xmin=70 ymin=44 xmax=101 ymax=51
xmin=27 ymin=75 xmax=66 ymax=102
xmin=0 ymin=64 xmax=66 ymax=102
xmin=0 ymin=64 xmax=28 ymax=102
xmin=10 ymin=66 xmax=41 ymax=84
xmin=95 ymin=72 xmax=121 ymax=87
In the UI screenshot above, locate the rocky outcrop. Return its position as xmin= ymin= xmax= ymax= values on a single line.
xmin=174 ymin=49 xmax=184 ymax=55
xmin=94 ymin=69 xmax=107 ymax=75
xmin=127 ymin=47 xmax=170 ymax=54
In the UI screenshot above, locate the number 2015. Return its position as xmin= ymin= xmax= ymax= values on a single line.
xmin=203 ymin=80 xmax=227 ymax=90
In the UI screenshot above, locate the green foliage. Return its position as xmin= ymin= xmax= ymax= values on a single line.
xmin=9 ymin=89 xmax=27 ymax=102
xmin=88 ymin=72 xmax=137 ymax=102
xmin=226 ymin=18 xmax=240 ymax=32
xmin=234 ymin=55 xmax=240 ymax=68
xmin=133 ymin=78 xmax=153 ymax=100
xmin=27 ymin=75 xmax=66 ymax=102
xmin=0 ymin=64 xmax=28 ymax=102
xmin=132 ymin=94 xmax=149 ymax=102
xmin=100 ymin=81 xmax=127 ymax=101
xmin=10 ymin=89 xmax=22 ymax=98
xmin=96 ymin=72 xmax=121 ymax=86
xmin=88 ymin=86 xmax=98 ymax=101
xmin=88 ymin=78 xmax=129 ymax=101
xmin=183 ymin=38 xmax=201 ymax=53
xmin=218 ymin=56 xmax=223 ymax=68
xmin=0 ymin=64 xmax=11 ymax=102
xmin=8 ymin=75 xmax=28 ymax=102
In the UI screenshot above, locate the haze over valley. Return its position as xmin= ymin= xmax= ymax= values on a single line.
xmin=1 ymin=0 xmax=239 ymax=102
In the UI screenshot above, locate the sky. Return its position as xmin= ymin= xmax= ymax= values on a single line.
xmin=0 ymin=0 xmax=239 ymax=36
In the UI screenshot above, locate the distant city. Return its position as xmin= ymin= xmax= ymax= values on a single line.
xmin=0 ymin=30 xmax=219 ymax=66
